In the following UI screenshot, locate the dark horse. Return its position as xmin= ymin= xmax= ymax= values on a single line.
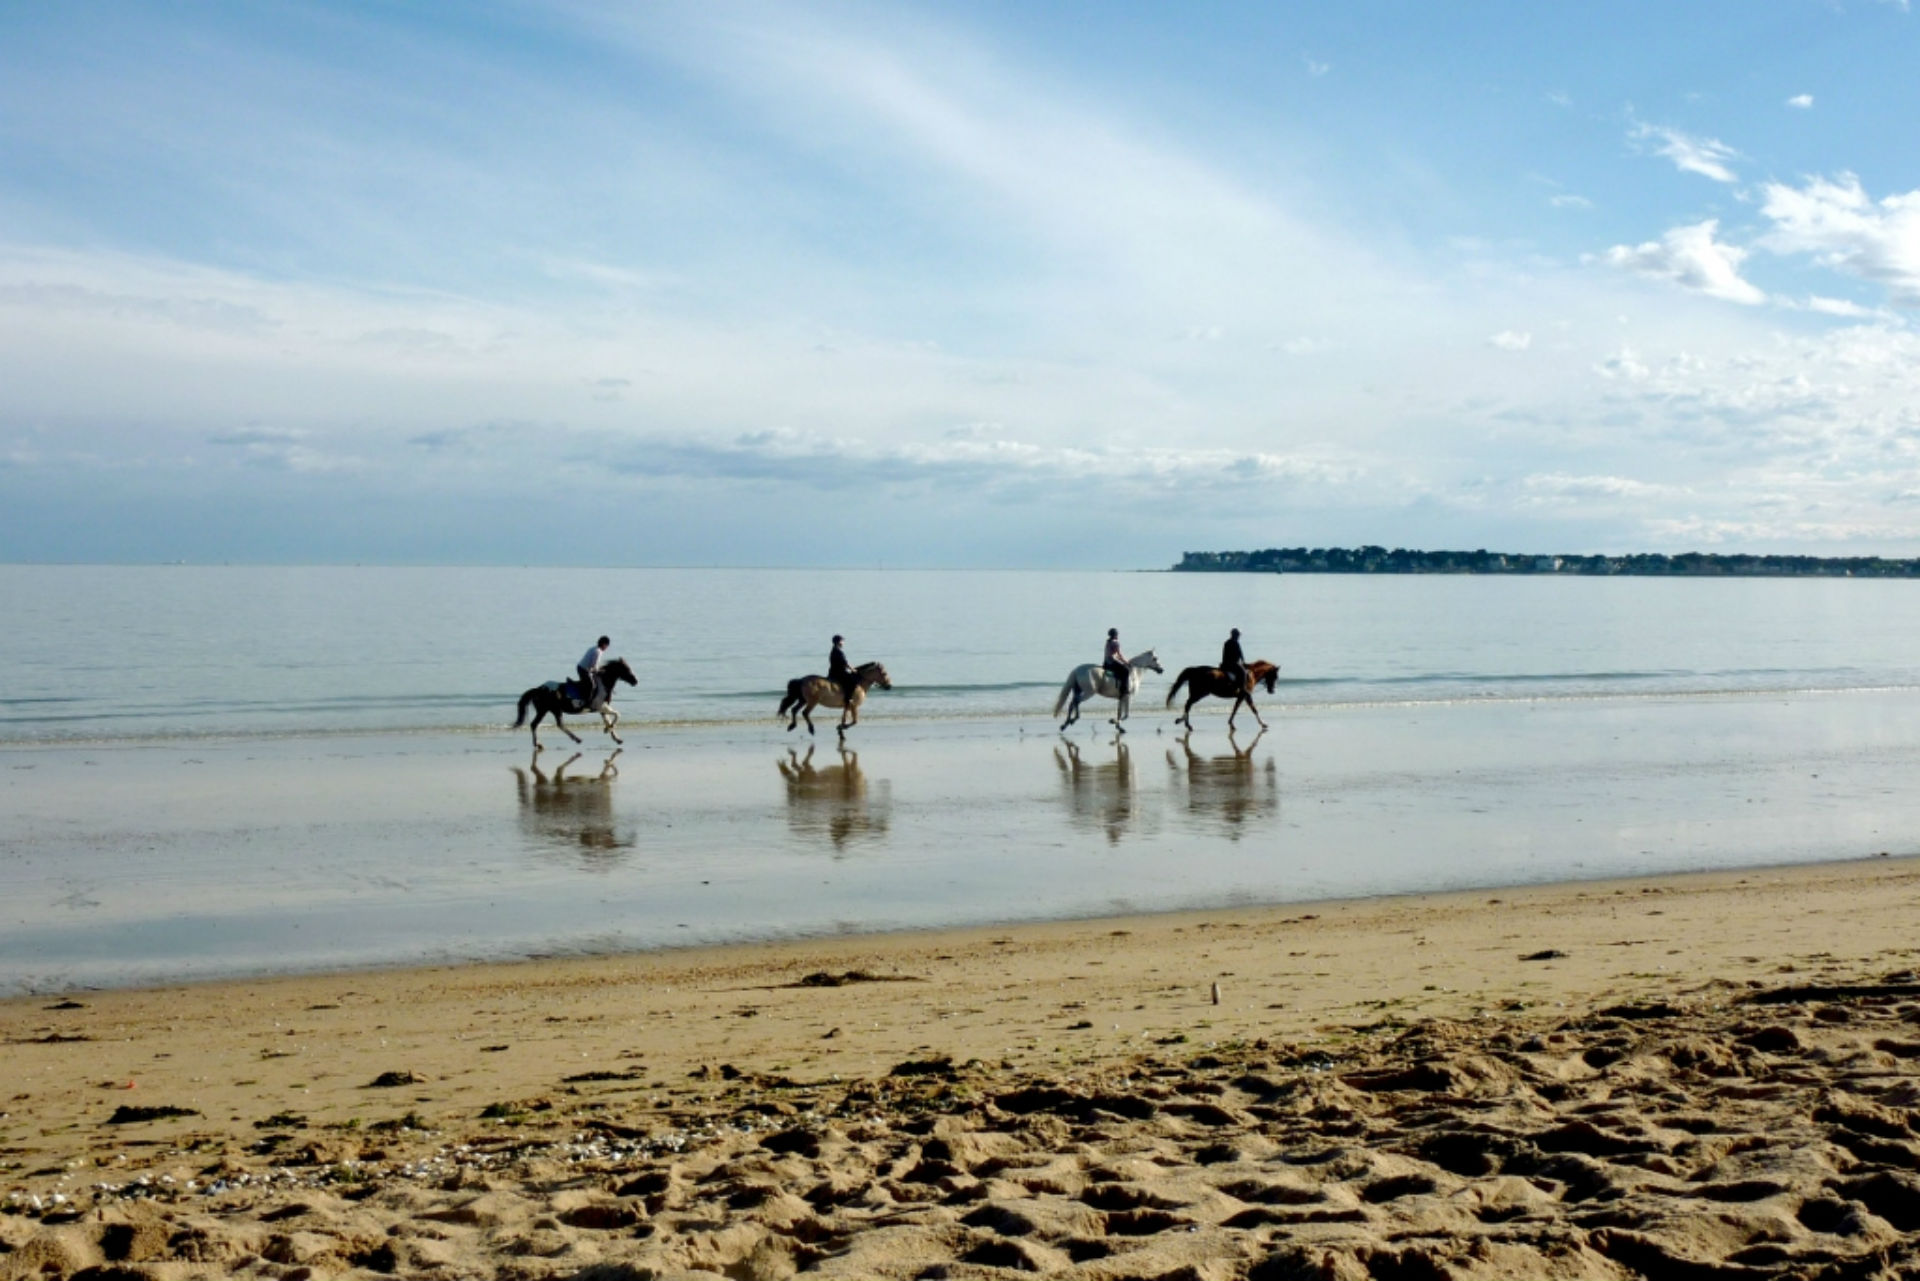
xmin=778 ymin=661 xmax=891 ymax=737
xmin=512 ymin=657 xmax=637 ymax=748
xmin=1165 ymin=659 xmax=1280 ymax=731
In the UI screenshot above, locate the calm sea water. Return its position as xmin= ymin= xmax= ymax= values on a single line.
xmin=5 ymin=566 xmax=1920 ymax=993
xmin=5 ymin=565 xmax=1919 ymax=740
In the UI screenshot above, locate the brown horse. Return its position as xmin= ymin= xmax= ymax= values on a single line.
xmin=778 ymin=661 xmax=892 ymax=737
xmin=1164 ymin=659 xmax=1279 ymax=730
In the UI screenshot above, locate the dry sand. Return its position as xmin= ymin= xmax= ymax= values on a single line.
xmin=6 ymin=856 xmax=1920 ymax=1279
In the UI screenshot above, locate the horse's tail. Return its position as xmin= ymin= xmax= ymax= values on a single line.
xmin=1053 ymin=676 xmax=1075 ymax=717
xmin=1165 ymin=669 xmax=1191 ymax=708
xmin=512 ymin=688 xmax=535 ymax=728
xmin=777 ymin=677 xmax=803 ymax=718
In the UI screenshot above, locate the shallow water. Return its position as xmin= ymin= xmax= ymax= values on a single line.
xmin=8 ymin=565 xmax=1920 ymax=741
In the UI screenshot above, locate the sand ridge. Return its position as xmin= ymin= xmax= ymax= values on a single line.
xmin=5 ymin=857 xmax=1920 ymax=1279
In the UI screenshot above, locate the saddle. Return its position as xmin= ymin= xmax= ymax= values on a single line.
xmin=546 ymin=680 xmax=596 ymax=713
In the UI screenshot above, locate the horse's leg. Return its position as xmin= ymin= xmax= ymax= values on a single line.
xmin=554 ymin=711 xmax=582 ymax=745
xmin=1060 ymin=685 xmax=1081 ymax=731
xmin=803 ymin=697 xmax=816 ymax=737
xmin=604 ymin=707 xmax=623 ymax=745
xmin=1244 ymin=690 xmax=1267 ymax=730
xmin=530 ymin=707 xmax=544 ymax=749
xmin=1179 ymin=692 xmax=1201 ymax=729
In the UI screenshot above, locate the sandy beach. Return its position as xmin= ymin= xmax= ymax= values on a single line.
xmin=7 ymin=855 xmax=1920 ymax=1278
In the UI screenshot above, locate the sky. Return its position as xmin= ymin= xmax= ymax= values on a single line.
xmin=4 ymin=1 xmax=1920 ymax=567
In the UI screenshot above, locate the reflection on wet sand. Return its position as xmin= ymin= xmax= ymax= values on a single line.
xmin=1053 ymin=737 xmax=1156 ymax=845
xmin=1166 ymin=729 xmax=1279 ymax=838
xmin=510 ymin=750 xmax=634 ymax=866
xmin=777 ymin=746 xmax=891 ymax=852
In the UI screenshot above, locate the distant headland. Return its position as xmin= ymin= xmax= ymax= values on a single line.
xmin=1173 ymin=547 xmax=1920 ymax=578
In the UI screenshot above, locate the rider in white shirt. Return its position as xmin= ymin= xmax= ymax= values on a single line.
xmin=577 ymin=636 xmax=610 ymax=706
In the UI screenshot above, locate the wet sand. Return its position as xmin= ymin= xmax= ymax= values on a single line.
xmin=7 ymin=856 xmax=1920 ymax=1279
xmin=11 ymin=691 xmax=1920 ymax=994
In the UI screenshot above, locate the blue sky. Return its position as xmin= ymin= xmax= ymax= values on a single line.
xmin=4 ymin=1 xmax=1920 ymax=566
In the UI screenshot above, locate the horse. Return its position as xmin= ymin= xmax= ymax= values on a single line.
xmin=778 ymin=661 xmax=892 ymax=737
xmin=1053 ymin=649 xmax=1163 ymax=732
xmin=1165 ymin=659 xmax=1280 ymax=730
xmin=512 ymin=657 xmax=637 ymax=748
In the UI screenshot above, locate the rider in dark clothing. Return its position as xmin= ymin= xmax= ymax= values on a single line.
xmin=828 ymin=635 xmax=859 ymax=702
xmin=1103 ymin=628 xmax=1131 ymax=689
xmin=1221 ymin=627 xmax=1248 ymax=692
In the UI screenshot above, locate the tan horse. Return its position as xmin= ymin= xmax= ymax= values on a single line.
xmin=1165 ymin=659 xmax=1280 ymax=730
xmin=778 ymin=661 xmax=892 ymax=737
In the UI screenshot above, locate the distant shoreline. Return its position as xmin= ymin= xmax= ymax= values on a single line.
xmin=1174 ymin=546 xmax=1920 ymax=577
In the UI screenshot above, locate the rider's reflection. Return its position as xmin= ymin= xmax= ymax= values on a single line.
xmin=1166 ymin=729 xmax=1278 ymax=837
xmin=778 ymin=745 xmax=891 ymax=853
xmin=1054 ymin=737 xmax=1155 ymax=845
xmin=510 ymin=750 xmax=635 ymax=867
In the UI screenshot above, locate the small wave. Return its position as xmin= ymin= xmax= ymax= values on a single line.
xmin=1286 ymin=668 xmax=1727 ymax=688
xmin=6 ymin=676 xmax=1920 ymax=748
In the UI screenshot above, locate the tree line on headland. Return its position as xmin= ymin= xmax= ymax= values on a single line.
xmin=1173 ymin=547 xmax=1920 ymax=577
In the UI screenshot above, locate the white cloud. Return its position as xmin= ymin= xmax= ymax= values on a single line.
xmin=1304 ymin=58 xmax=1330 ymax=77
xmin=1631 ymin=123 xmax=1741 ymax=183
xmin=1805 ymin=295 xmax=1882 ymax=319
xmin=1522 ymin=472 xmax=1677 ymax=504
xmin=1601 ymin=220 xmax=1767 ymax=305
xmin=1488 ymin=330 xmax=1532 ymax=351
xmin=1549 ymin=194 xmax=1593 ymax=210
xmin=1759 ymin=174 xmax=1920 ymax=305
xmin=1786 ymin=93 xmax=1814 ymax=110
xmin=1593 ymin=346 xmax=1650 ymax=381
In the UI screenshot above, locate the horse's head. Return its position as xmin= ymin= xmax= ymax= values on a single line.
xmin=603 ymin=657 xmax=638 ymax=686
xmin=1255 ymin=661 xmax=1280 ymax=693
xmin=860 ymin=661 xmax=892 ymax=690
xmin=1135 ymin=650 xmax=1164 ymax=674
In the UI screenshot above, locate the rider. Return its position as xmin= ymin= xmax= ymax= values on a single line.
xmin=1103 ymin=627 xmax=1131 ymax=690
xmin=577 ymin=635 xmax=610 ymax=707
xmin=1221 ymin=627 xmax=1248 ymax=692
xmin=828 ymin=634 xmax=859 ymax=702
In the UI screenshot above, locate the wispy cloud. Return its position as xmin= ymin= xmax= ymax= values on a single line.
xmin=1521 ymin=472 xmax=1680 ymax=504
xmin=1631 ymin=123 xmax=1741 ymax=183
xmin=1488 ymin=330 xmax=1532 ymax=351
xmin=1786 ymin=93 xmax=1814 ymax=109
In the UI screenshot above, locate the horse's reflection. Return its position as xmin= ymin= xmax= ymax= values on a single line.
xmin=1054 ymin=737 xmax=1149 ymax=845
xmin=778 ymin=746 xmax=891 ymax=852
xmin=1166 ymin=729 xmax=1278 ymax=837
xmin=510 ymin=750 xmax=635 ymax=867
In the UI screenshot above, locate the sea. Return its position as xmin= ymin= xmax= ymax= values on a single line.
xmin=5 ymin=564 xmax=1920 ymax=994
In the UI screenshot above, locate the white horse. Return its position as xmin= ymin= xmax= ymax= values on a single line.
xmin=1053 ymin=650 xmax=1163 ymax=732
